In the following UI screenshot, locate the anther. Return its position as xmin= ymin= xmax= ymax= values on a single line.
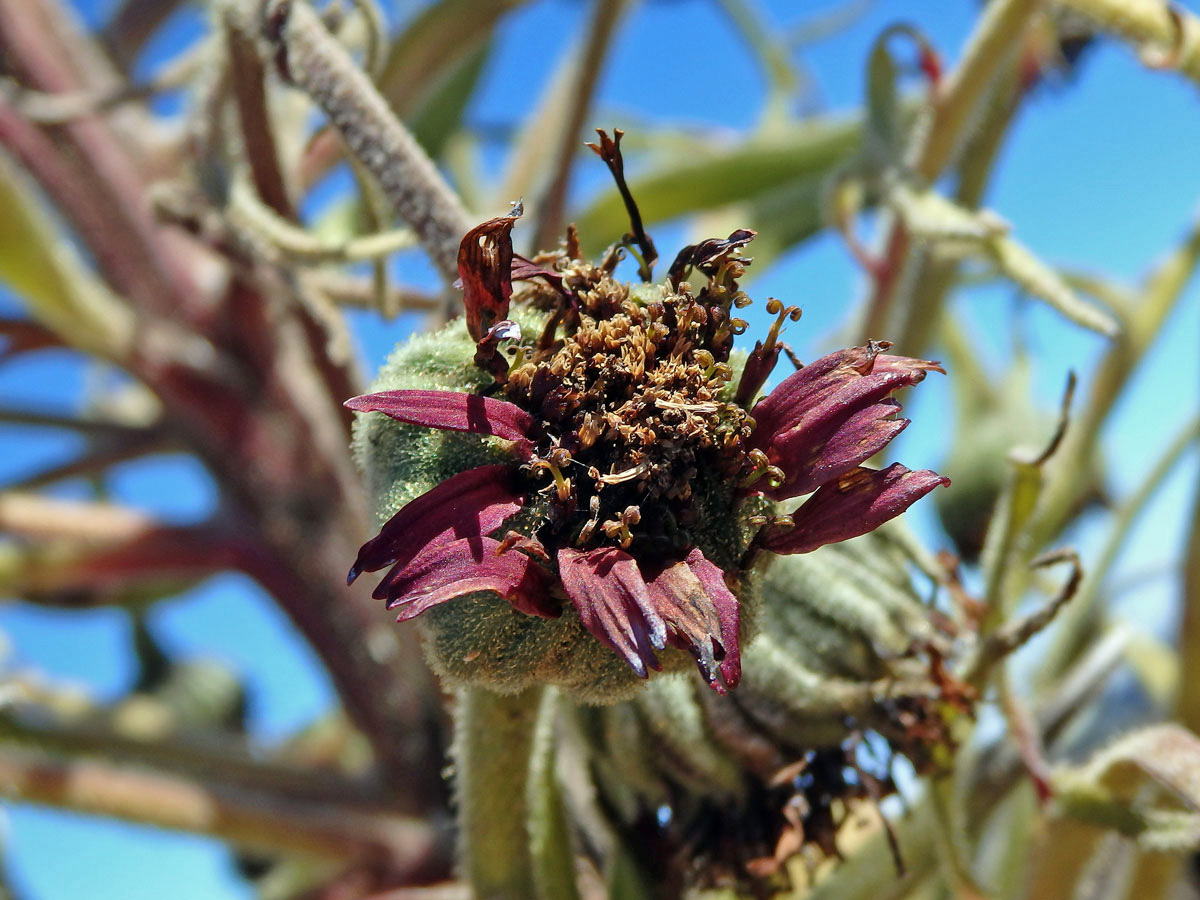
xmin=577 ymin=414 xmax=602 ymax=449
xmin=578 ymin=494 xmax=602 ymax=544
xmin=739 ymin=449 xmax=773 ymax=488
xmin=759 ymin=299 xmax=803 ymax=355
xmin=496 ymin=531 xmax=549 ymax=560
xmin=602 ymin=506 xmax=642 ymax=548
xmin=598 ymin=459 xmax=651 ymax=484
xmin=532 ymin=459 xmax=572 ymax=502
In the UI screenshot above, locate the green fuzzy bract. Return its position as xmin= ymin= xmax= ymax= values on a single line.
xmin=352 ymin=314 xmax=759 ymax=703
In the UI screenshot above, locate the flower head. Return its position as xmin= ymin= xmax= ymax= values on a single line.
xmin=348 ymin=134 xmax=948 ymax=699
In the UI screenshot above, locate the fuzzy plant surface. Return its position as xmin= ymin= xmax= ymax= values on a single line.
xmin=354 ymin=311 xmax=760 ymax=701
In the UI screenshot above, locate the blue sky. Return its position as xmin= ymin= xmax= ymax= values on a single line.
xmin=1 ymin=1 xmax=1198 ymax=897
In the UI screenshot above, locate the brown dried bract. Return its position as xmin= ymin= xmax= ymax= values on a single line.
xmin=457 ymin=205 xmax=520 ymax=341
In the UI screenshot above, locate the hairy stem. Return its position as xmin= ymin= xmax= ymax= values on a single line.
xmin=1056 ymin=0 xmax=1200 ymax=84
xmin=453 ymin=687 xmax=543 ymax=900
xmin=265 ymin=0 xmax=471 ymax=285
xmin=859 ymin=0 xmax=1040 ymax=344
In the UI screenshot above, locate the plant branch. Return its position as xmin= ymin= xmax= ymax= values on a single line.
xmin=964 ymin=548 xmax=1084 ymax=685
xmin=0 ymin=496 xmax=443 ymax=806
xmin=1056 ymin=0 xmax=1200 ymax=84
xmin=807 ymin=633 xmax=1126 ymax=900
xmin=1031 ymin=216 xmax=1200 ymax=547
xmin=101 ymin=0 xmax=187 ymax=71
xmin=859 ymin=0 xmax=1040 ymax=344
xmin=1039 ymin=416 xmax=1200 ymax=683
xmin=0 ymin=493 xmax=154 ymax=542
xmin=0 ymin=407 xmax=161 ymax=437
xmin=317 ymin=274 xmax=440 ymax=312
xmin=0 ymin=317 xmax=62 ymax=358
xmin=0 ymin=745 xmax=441 ymax=874
xmin=888 ymin=63 xmax=1024 ymax=353
xmin=264 ymin=0 xmax=472 ymax=285
xmin=3 ymin=434 xmax=172 ymax=492
xmin=0 ymin=4 xmax=208 ymax=325
xmin=230 ymin=180 xmax=417 ymax=264
xmin=527 ymin=0 xmax=631 ymax=254
xmin=909 ymin=0 xmax=1039 ymax=181
xmin=0 ymin=702 xmax=380 ymax=809
xmin=224 ymin=8 xmax=295 ymax=220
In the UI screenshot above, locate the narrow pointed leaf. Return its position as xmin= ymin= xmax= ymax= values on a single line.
xmin=990 ymin=235 xmax=1121 ymax=337
xmin=0 ymin=152 xmax=133 ymax=358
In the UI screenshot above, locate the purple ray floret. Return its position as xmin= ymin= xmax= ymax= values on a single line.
xmin=378 ymin=536 xmax=553 ymax=621
xmin=558 ymin=546 xmax=667 ymax=679
xmin=762 ymin=464 xmax=950 ymax=555
xmin=347 ymin=463 xmax=524 ymax=585
xmin=346 ymin=390 xmax=537 ymax=458
xmin=645 ymin=547 xmax=742 ymax=693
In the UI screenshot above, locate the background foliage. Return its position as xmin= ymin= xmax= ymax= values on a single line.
xmin=0 ymin=0 xmax=1198 ymax=898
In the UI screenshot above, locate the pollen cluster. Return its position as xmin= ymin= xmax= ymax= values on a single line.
xmin=503 ymin=264 xmax=754 ymax=555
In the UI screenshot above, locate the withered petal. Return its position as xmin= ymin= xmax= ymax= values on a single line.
xmin=458 ymin=210 xmax=519 ymax=342
xmin=511 ymin=254 xmax=566 ymax=294
xmin=735 ymin=337 xmax=783 ymax=408
xmin=685 ymin=548 xmax=742 ymax=692
xmin=645 ymin=547 xmax=742 ymax=693
xmin=667 ymin=229 xmax=756 ymax=283
xmin=377 ymin=536 xmax=555 ymax=621
xmin=762 ymin=464 xmax=950 ymax=555
xmin=766 ymin=399 xmax=910 ymax=500
xmin=750 ymin=347 xmax=941 ymax=497
xmin=557 ymin=546 xmax=666 ymax=679
xmin=752 ymin=345 xmax=940 ymax=448
xmin=750 ymin=346 xmax=879 ymax=445
xmin=347 ymin=464 xmax=523 ymax=584
xmin=345 ymin=389 xmax=536 ymax=458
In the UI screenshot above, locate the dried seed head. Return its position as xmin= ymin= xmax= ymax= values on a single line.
xmin=503 ymin=263 xmax=755 ymax=561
